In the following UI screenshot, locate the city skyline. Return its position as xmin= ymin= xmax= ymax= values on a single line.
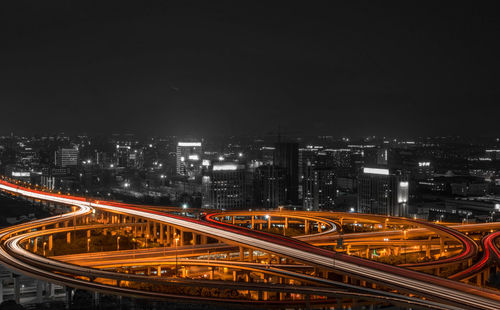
xmin=2 ymin=2 xmax=500 ymax=309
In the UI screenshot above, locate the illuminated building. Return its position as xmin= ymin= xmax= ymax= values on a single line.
xmin=54 ymin=147 xmax=79 ymax=168
xmin=206 ymin=163 xmax=248 ymax=210
xmin=176 ymin=142 xmax=202 ymax=178
xmin=254 ymin=165 xmax=286 ymax=208
xmin=357 ymin=167 xmax=409 ymax=216
xmin=298 ymin=146 xmax=321 ymax=199
xmin=274 ymin=142 xmax=299 ymax=204
xmin=303 ymin=163 xmax=336 ymax=210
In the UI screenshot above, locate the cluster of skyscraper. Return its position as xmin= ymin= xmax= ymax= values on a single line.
xmin=176 ymin=141 xmax=337 ymax=211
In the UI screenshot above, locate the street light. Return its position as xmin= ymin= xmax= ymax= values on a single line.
xmin=174 ymin=237 xmax=180 ymax=277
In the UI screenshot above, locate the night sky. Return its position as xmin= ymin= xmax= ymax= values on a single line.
xmin=1 ymin=2 xmax=499 ymax=137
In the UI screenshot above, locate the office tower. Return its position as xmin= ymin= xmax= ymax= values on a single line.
xmin=206 ymin=163 xmax=248 ymax=210
xmin=176 ymin=142 xmax=202 ymax=178
xmin=298 ymin=146 xmax=321 ymax=199
xmin=302 ymin=159 xmax=336 ymax=210
xmin=54 ymin=147 xmax=79 ymax=168
xmin=357 ymin=167 xmax=409 ymax=217
xmin=254 ymin=165 xmax=286 ymax=209
xmin=274 ymin=142 xmax=299 ymax=204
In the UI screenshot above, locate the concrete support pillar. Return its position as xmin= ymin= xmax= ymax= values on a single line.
xmin=251 ymin=217 xmax=255 ymax=229
xmin=0 ymin=280 xmax=5 ymax=303
xmin=157 ymin=266 xmax=162 ymax=277
xmin=36 ymin=280 xmax=43 ymax=301
xmin=66 ymin=232 xmax=71 ymax=244
xmin=249 ymin=249 xmax=254 ymax=262
xmin=200 ymin=235 xmax=207 ymax=245
xmin=48 ymin=235 xmax=53 ymax=252
xmin=14 ymin=276 xmax=20 ymax=304
xmin=65 ymin=286 xmax=72 ymax=308
xmin=92 ymin=291 xmax=100 ymax=307
xmin=166 ymin=226 xmax=171 ymax=245
xmin=232 ymin=216 xmax=235 ymax=225
xmin=180 ymin=230 xmax=184 ymax=246
xmin=192 ymin=233 xmax=198 ymax=245
xmin=48 ymin=282 xmax=55 ymax=297
xmin=268 ymin=216 xmax=272 ymax=229
xmin=34 ymin=238 xmax=38 ymax=252
xmin=426 ymin=236 xmax=432 ymax=258
xmin=318 ymin=222 xmax=322 ymax=233
xmin=239 ymin=247 xmax=245 ymax=260
xmin=284 ymin=217 xmax=289 ymax=229
xmin=304 ymin=219 xmax=309 ymax=234
xmin=160 ymin=225 xmax=164 ymax=244
xmin=440 ymin=235 xmax=445 ymax=256
xmin=153 ymin=222 xmax=157 ymax=240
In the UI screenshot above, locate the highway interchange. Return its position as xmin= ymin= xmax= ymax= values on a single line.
xmin=1 ymin=179 xmax=500 ymax=309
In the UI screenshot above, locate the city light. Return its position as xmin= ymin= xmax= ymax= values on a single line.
xmin=178 ymin=142 xmax=201 ymax=147
xmin=213 ymin=163 xmax=238 ymax=171
xmin=363 ymin=167 xmax=390 ymax=175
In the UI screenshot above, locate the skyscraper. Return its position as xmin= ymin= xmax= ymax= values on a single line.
xmin=357 ymin=167 xmax=409 ymax=216
xmin=274 ymin=142 xmax=299 ymax=204
xmin=303 ymin=164 xmax=336 ymax=210
xmin=54 ymin=147 xmax=79 ymax=168
xmin=176 ymin=142 xmax=202 ymax=178
xmin=254 ymin=165 xmax=286 ymax=209
xmin=206 ymin=163 xmax=249 ymax=210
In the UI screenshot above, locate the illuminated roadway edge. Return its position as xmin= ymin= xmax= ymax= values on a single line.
xmin=0 ymin=182 xmax=500 ymax=309
xmin=205 ymin=210 xmax=479 ymax=270
xmin=0 ymin=192 xmax=460 ymax=309
xmin=3 ymin=225 xmax=462 ymax=310
xmin=451 ymin=231 xmax=500 ymax=280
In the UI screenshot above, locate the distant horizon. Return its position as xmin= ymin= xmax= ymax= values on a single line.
xmin=2 ymin=131 xmax=500 ymax=142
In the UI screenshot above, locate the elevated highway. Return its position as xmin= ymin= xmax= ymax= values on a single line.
xmin=1 ymin=180 xmax=500 ymax=309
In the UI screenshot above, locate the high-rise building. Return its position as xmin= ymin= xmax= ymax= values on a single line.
xmin=55 ymin=147 xmax=79 ymax=168
xmin=205 ymin=163 xmax=249 ymax=210
xmin=274 ymin=142 xmax=299 ymax=204
xmin=357 ymin=167 xmax=409 ymax=216
xmin=176 ymin=142 xmax=202 ymax=178
xmin=303 ymin=164 xmax=336 ymax=210
xmin=298 ymin=146 xmax=320 ymax=199
xmin=115 ymin=143 xmax=131 ymax=167
xmin=254 ymin=165 xmax=286 ymax=209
